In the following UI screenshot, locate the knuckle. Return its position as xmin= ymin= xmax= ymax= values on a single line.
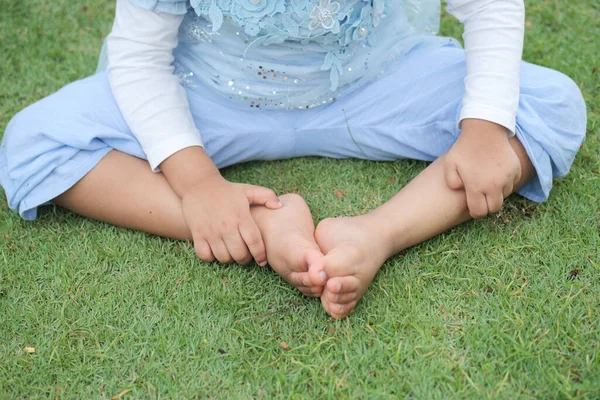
xmin=219 ymin=220 xmax=231 ymax=231
xmin=231 ymin=247 xmax=250 ymax=260
xmin=471 ymin=208 xmax=487 ymax=219
xmin=238 ymin=253 xmax=253 ymax=265
xmin=262 ymin=187 xmax=276 ymax=196
xmin=195 ymin=248 xmax=213 ymax=262
xmin=246 ymin=235 xmax=262 ymax=248
xmin=217 ymin=255 xmax=234 ymax=264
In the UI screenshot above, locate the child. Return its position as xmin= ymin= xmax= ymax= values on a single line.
xmin=0 ymin=0 xmax=587 ymax=319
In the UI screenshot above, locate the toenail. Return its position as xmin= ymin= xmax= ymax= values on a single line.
xmin=319 ymin=271 xmax=327 ymax=283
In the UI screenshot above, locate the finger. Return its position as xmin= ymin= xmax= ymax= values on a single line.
xmin=308 ymin=263 xmax=327 ymax=286
xmin=287 ymin=271 xmax=315 ymax=288
xmin=209 ymin=240 xmax=234 ymax=264
xmin=513 ymin=163 xmax=522 ymax=187
xmin=298 ymin=287 xmax=315 ymax=297
xmin=296 ymin=283 xmax=322 ymax=297
xmin=485 ymin=192 xmax=504 ymax=214
xmin=238 ymin=217 xmax=267 ymax=266
xmin=243 ymin=185 xmax=282 ymax=209
xmin=223 ymin=232 xmax=252 ymax=265
xmin=303 ymin=249 xmax=325 ymax=287
xmin=502 ymin=181 xmax=514 ymax=199
xmin=466 ymin=189 xmax=489 ymax=219
xmin=444 ymin=161 xmax=465 ymax=190
xmin=310 ymin=285 xmax=324 ymax=297
xmin=194 ymin=239 xmax=215 ymax=262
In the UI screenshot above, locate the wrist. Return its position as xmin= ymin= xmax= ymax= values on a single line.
xmin=160 ymin=147 xmax=222 ymax=196
xmin=461 ymin=118 xmax=509 ymax=137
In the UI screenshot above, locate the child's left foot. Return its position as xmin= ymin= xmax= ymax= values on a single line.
xmin=311 ymin=216 xmax=393 ymax=319
xmin=251 ymin=193 xmax=325 ymax=297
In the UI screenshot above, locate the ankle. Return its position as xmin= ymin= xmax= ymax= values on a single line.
xmin=356 ymin=213 xmax=398 ymax=260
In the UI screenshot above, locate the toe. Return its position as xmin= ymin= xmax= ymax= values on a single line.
xmin=305 ymin=248 xmax=327 ymax=285
xmin=322 ymin=246 xmax=360 ymax=279
xmin=326 ymin=290 xmax=357 ymax=304
xmin=326 ymin=276 xmax=360 ymax=294
xmin=328 ymin=300 xmax=357 ymax=319
xmin=321 ymin=291 xmax=354 ymax=319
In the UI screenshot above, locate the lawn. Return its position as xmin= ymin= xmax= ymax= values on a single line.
xmin=1 ymin=0 xmax=599 ymax=398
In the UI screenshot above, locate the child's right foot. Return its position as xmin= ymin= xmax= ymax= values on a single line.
xmin=251 ymin=193 xmax=325 ymax=297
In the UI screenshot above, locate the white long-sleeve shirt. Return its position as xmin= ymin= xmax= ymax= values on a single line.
xmin=107 ymin=0 xmax=524 ymax=170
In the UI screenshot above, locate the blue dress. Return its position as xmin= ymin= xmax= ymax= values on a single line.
xmin=98 ymin=0 xmax=452 ymax=109
xmin=0 ymin=0 xmax=588 ymax=220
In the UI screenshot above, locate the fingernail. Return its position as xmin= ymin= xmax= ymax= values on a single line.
xmin=319 ymin=271 xmax=327 ymax=283
xmin=259 ymin=261 xmax=267 ymax=267
xmin=278 ymin=200 xmax=284 ymax=207
xmin=336 ymin=282 xmax=342 ymax=292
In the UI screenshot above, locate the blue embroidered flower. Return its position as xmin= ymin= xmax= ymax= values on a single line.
xmin=230 ymin=0 xmax=286 ymax=35
xmin=338 ymin=4 xmax=371 ymax=45
xmin=309 ymin=0 xmax=341 ymax=31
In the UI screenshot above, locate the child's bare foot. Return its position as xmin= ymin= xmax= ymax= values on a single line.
xmin=310 ymin=216 xmax=393 ymax=318
xmin=251 ymin=193 xmax=325 ymax=297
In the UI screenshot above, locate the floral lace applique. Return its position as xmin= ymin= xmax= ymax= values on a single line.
xmin=189 ymin=0 xmax=383 ymax=42
xmin=187 ymin=0 xmax=389 ymax=91
xmin=309 ymin=0 xmax=341 ymax=32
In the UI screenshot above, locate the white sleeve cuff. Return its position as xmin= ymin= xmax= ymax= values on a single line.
xmin=145 ymin=133 xmax=205 ymax=171
xmin=459 ymin=105 xmax=517 ymax=137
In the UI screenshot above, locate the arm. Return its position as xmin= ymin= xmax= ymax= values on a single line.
xmin=107 ymin=0 xmax=204 ymax=172
xmin=447 ymin=0 xmax=525 ymax=134
xmin=443 ymin=0 xmax=526 ymax=218
xmin=107 ymin=0 xmax=281 ymax=264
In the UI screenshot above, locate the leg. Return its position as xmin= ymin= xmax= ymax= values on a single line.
xmin=54 ymin=150 xmax=192 ymax=240
xmin=2 ymin=71 xmax=321 ymax=294
xmin=294 ymin=46 xmax=584 ymax=318
xmin=311 ymin=137 xmax=536 ymax=319
xmin=251 ymin=194 xmax=324 ymax=297
xmin=55 ymin=151 xmax=324 ymax=295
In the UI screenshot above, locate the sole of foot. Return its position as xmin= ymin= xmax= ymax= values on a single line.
xmin=252 ymin=193 xmax=325 ymax=298
xmin=311 ymin=215 xmax=392 ymax=319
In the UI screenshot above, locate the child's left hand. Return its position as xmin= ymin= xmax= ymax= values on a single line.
xmin=444 ymin=119 xmax=522 ymax=218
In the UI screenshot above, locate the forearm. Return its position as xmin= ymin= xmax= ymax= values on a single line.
xmin=160 ymin=147 xmax=222 ymax=197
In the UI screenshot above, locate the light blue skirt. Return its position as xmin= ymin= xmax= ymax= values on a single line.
xmin=0 ymin=44 xmax=587 ymax=220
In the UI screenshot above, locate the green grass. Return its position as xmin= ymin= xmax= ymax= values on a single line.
xmin=1 ymin=0 xmax=599 ymax=398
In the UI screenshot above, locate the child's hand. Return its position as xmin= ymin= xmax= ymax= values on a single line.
xmin=181 ymin=175 xmax=282 ymax=265
xmin=444 ymin=119 xmax=521 ymax=218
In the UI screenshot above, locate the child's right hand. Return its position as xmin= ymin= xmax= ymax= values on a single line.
xmin=180 ymin=174 xmax=282 ymax=265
